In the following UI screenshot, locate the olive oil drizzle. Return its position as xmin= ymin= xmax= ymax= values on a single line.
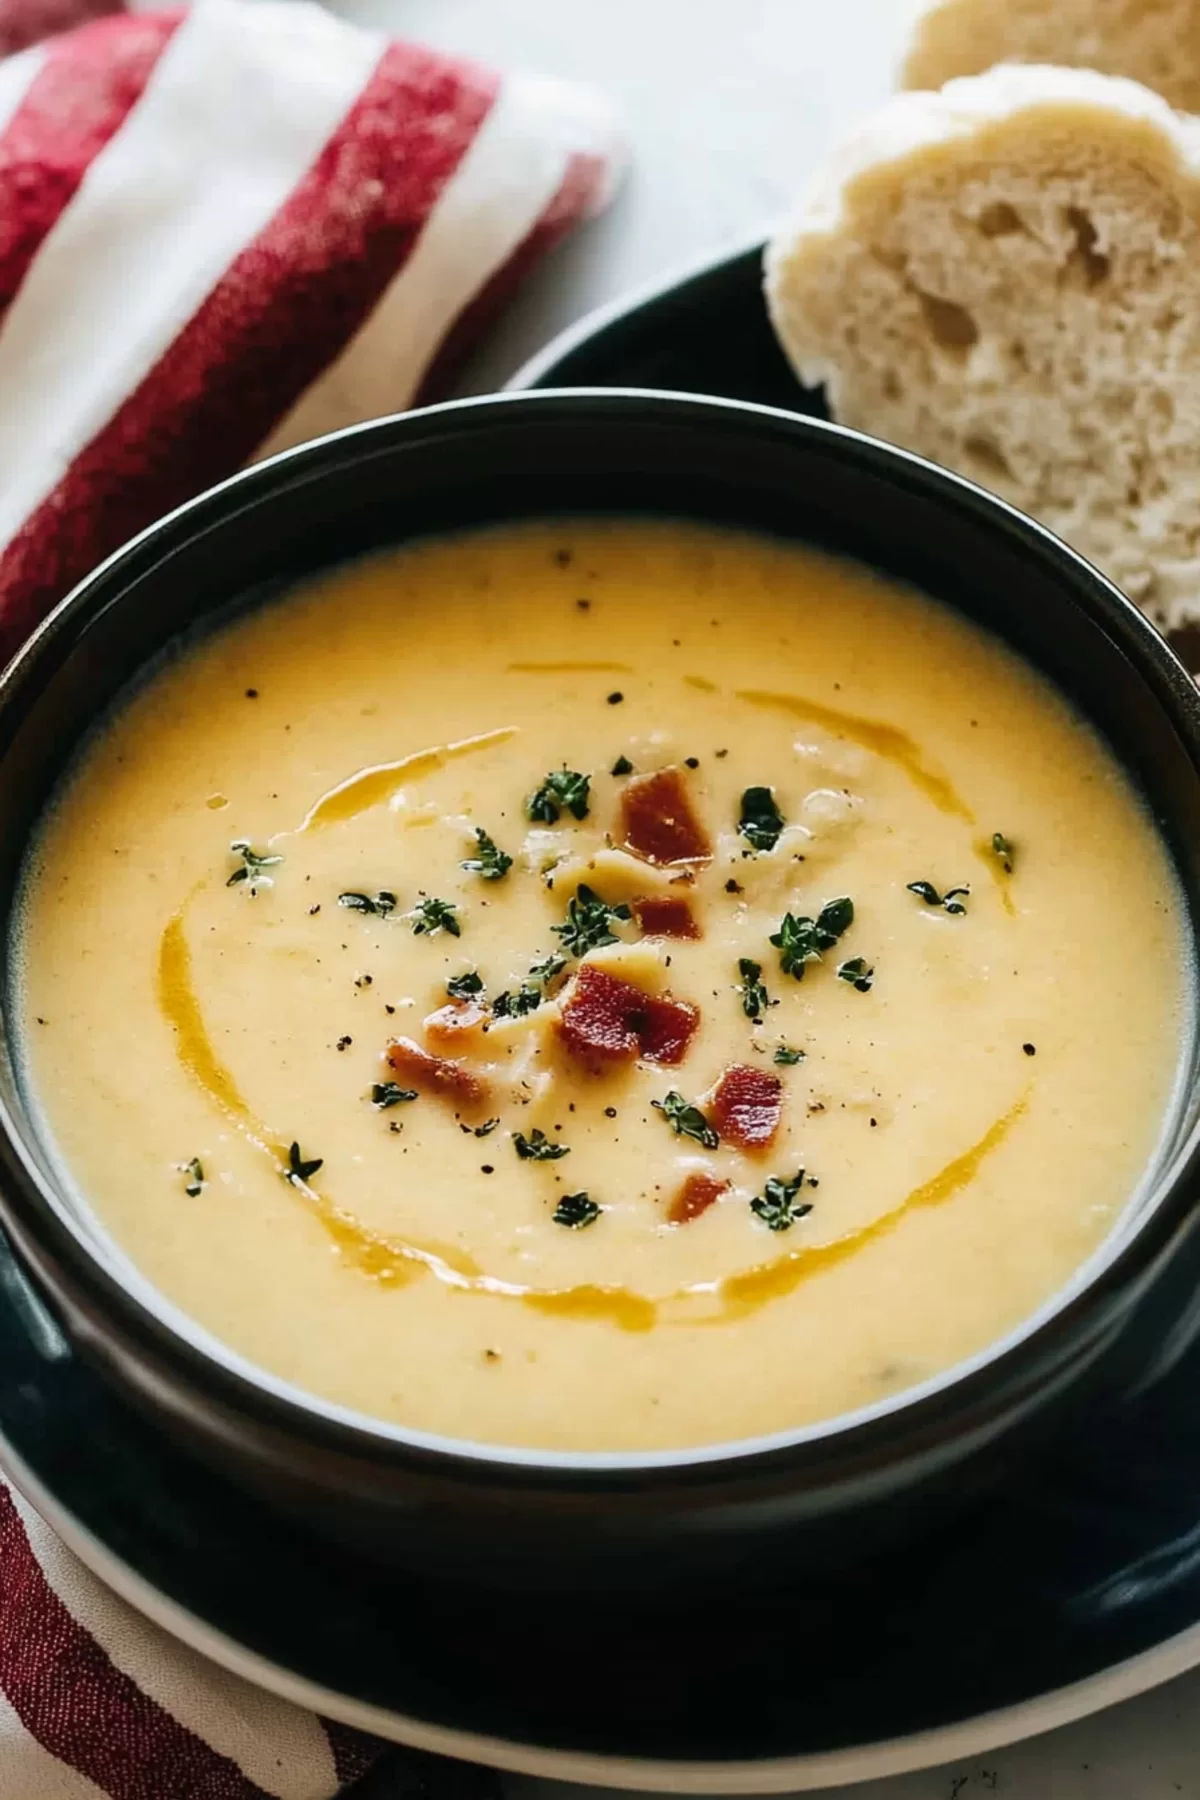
xmin=158 ymin=912 xmax=252 ymax=1126
xmin=293 ymin=727 xmax=518 ymax=834
xmin=736 ymin=688 xmax=975 ymax=823
xmin=508 ymin=661 xmax=632 ymax=673
xmin=157 ymin=911 xmax=479 ymax=1290
xmin=703 ymin=1098 xmax=1025 ymax=1323
xmin=158 ymin=908 xmax=1023 ymax=1332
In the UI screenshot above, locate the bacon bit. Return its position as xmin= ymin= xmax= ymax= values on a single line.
xmin=558 ymin=964 xmax=701 ymax=1068
xmin=386 ymin=1037 xmax=489 ymax=1110
xmin=423 ymin=998 xmax=490 ymax=1048
xmin=559 ymin=965 xmax=639 ymax=1061
xmin=619 ymin=767 xmax=712 ymax=867
xmin=631 ymin=894 xmax=700 ymax=939
xmin=637 ymin=991 xmax=701 ymax=1065
xmin=668 ymin=1171 xmax=729 ymax=1225
xmin=708 ymin=1063 xmax=783 ymax=1151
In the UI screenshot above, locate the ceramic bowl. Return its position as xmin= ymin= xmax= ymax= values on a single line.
xmin=0 ymin=389 xmax=1198 ymax=1591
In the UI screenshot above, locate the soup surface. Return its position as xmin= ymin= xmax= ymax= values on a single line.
xmin=17 ymin=521 xmax=1186 ymax=1450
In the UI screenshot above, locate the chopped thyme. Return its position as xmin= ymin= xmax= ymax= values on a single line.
xmin=737 ymin=956 xmax=770 ymax=1022
xmin=611 ymin=754 xmax=634 ymax=776
xmin=446 ymin=970 xmax=485 ymax=1000
xmin=474 ymin=1118 xmax=500 ymax=1137
xmin=652 ymin=1090 xmax=720 ymax=1150
xmin=991 ymin=832 xmax=1015 ymax=874
xmin=284 ymin=1141 xmax=323 ymax=1186
xmin=338 ymin=889 xmax=397 ymax=918
xmin=738 ymin=786 xmax=786 ymax=853
xmin=527 ymin=767 xmax=591 ymax=824
xmin=226 ymin=840 xmax=282 ymax=888
xmin=770 ymin=896 xmax=854 ymax=979
xmin=371 ymin=1082 xmax=417 ymax=1109
xmin=553 ymin=1191 xmax=601 ymax=1228
xmin=907 ymin=881 xmax=970 ymax=915
xmin=462 ymin=828 xmax=512 ymax=882
xmin=774 ymin=1045 xmax=805 ymax=1065
xmin=529 ymin=952 xmax=568 ymax=985
xmin=750 ymin=1169 xmax=812 ymax=1232
xmin=492 ymin=953 xmax=567 ymax=1019
xmin=837 ymin=956 xmax=875 ymax=992
xmin=491 ymin=983 xmax=541 ymax=1019
xmin=411 ymin=897 xmax=461 ymax=938
xmin=181 ymin=1156 xmax=205 ymax=1197
xmin=514 ymin=1128 xmax=570 ymax=1161
xmin=552 ymin=884 xmax=631 ymax=957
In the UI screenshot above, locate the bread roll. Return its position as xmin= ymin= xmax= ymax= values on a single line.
xmin=765 ymin=64 xmax=1200 ymax=628
xmin=903 ymin=0 xmax=1200 ymax=114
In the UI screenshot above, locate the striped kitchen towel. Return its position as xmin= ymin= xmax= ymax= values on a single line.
xmin=0 ymin=1476 xmax=493 ymax=1797
xmin=0 ymin=0 xmax=623 ymax=661
xmin=0 ymin=1 xmax=621 ymax=1791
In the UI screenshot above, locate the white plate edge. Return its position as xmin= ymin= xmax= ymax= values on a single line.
xmin=3 ymin=1429 xmax=1200 ymax=1795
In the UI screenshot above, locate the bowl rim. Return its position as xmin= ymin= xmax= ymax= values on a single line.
xmin=3 ymin=382 xmax=1200 ymax=1480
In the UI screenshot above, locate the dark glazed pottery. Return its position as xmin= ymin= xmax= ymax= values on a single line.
xmin=0 ymin=389 xmax=1199 ymax=1591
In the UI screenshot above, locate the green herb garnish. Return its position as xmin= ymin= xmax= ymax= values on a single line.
xmin=182 ymin=1157 xmax=205 ymax=1197
xmin=738 ymin=786 xmax=785 ymax=853
xmin=530 ymin=953 xmax=568 ymax=985
xmin=474 ymin=1118 xmax=500 ymax=1137
xmin=553 ymin=1191 xmax=601 ymax=1228
xmin=991 ymin=832 xmax=1015 ymax=874
xmin=737 ymin=956 xmax=770 ymax=1022
xmin=837 ymin=956 xmax=875 ymax=992
xmin=527 ymin=768 xmax=591 ymax=824
xmin=611 ymin=755 xmax=634 ymax=776
xmin=411 ymin=897 xmax=461 ymax=937
xmin=491 ymin=984 xmax=541 ymax=1019
xmin=552 ymin=884 xmax=631 ymax=957
xmin=371 ymin=1082 xmax=417 ymax=1109
xmin=492 ymin=953 xmax=567 ymax=1019
xmin=514 ymin=1128 xmax=570 ymax=1161
xmin=462 ymin=828 xmax=512 ymax=882
xmin=770 ymin=896 xmax=854 ymax=979
xmin=907 ymin=881 xmax=969 ymax=915
xmin=652 ymin=1090 xmax=720 ymax=1150
xmin=284 ymin=1141 xmax=323 ymax=1186
xmin=227 ymin=840 xmax=283 ymax=888
xmin=750 ymin=1169 xmax=812 ymax=1232
xmin=774 ymin=1046 xmax=805 ymax=1066
xmin=446 ymin=971 xmax=485 ymax=1000
xmin=339 ymin=889 xmax=397 ymax=918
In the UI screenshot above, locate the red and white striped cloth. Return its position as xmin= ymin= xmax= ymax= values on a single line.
xmin=0 ymin=0 xmax=622 ymax=1791
xmin=0 ymin=0 xmax=622 ymax=659
xmin=0 ymin=1482 xmax=404 ymax=1798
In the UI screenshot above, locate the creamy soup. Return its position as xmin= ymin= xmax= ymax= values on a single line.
xmin=16 ymin=521 xmax=1187 ymax=1451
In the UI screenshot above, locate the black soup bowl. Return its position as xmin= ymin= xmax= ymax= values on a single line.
xmin=0 ymin=388 xmax=1199 ymax=1593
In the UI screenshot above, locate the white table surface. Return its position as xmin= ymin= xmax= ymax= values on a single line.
xmin=328 ymin=2 xmax=1200 ymax=1793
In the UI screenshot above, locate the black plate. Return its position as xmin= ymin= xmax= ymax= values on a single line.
xmin=511 ymin=239 xmax=811 ymax=412
xmin=4 ymin=244 xmax=1200 ymax=1794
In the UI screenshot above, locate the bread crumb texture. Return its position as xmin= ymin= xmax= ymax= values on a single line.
xmin=765 ymin=65 xmax=1200 ymax=630
xmin=902 ymin=0 xmax=1200 ymax=114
